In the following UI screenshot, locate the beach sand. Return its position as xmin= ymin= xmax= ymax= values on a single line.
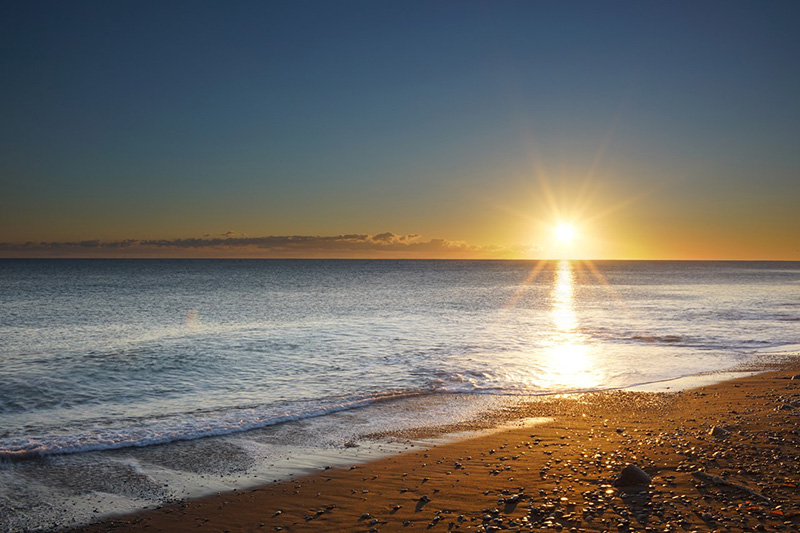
xmin=77 ymin=365 xmax=800 ymax=532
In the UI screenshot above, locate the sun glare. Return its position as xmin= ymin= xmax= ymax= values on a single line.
xmin=554 ymin=223 xmax=576 ymax=243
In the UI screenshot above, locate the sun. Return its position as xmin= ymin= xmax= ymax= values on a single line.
xmin=554 ymin=223 xmax=577 ymax=243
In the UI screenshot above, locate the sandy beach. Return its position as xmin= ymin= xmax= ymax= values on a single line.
xmin=76 ymin=363 xmax=800 ymax=532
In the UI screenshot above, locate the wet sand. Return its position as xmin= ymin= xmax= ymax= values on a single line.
xmin=78 ymin=365 xmax=800 ymax=532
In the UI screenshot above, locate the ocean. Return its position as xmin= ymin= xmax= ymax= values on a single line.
xmin=1 ymin=259 xmax=799 ymax=530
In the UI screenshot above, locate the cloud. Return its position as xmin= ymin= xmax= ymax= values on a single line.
xmin=0 ymin=233 xmax=539 ymax=259
xmin=370 ymin=232 xmax=420 ymax=243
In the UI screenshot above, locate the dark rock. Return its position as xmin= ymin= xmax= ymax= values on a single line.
xmin=709 ymin=426 xmax=729 ymax=438
xmin=613 ymin=464 xmax=651 ymax=488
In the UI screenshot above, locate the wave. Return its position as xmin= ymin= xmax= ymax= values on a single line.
xmin=5 ymin=340 xmax=794 ymax=461
xmin=755 ymin=343 xmax=800 ymax=355
xmin=0 ymin=365 xmax=644 ymax=461
xmin=0 ymin=390 xmax=425 ymax=460
xmin=630 ymin=334 xmax=684 ymax=344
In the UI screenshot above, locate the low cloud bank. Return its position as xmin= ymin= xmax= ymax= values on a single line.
xmin=0 ymin=233 xmax=537 ymax=259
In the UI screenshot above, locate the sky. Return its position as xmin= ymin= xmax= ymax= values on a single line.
xmin=1 ymin=0 xmax=799 ymax=259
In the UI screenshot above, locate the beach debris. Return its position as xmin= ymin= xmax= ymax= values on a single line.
xmin=709 ymin=425 xmax=730 ymax=438
xmin=612 ymin=464 xmax=651 ymax=489
xmin=418 ymin=495 xmax=431 ymax=503
xmin=692 ymin=470 xmax=771 ymax=502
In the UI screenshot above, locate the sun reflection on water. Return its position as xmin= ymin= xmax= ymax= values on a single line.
xmin=551 ymin=260 xmax=577 ymax=332
xmin=541 ymin=260 xmax=603 ymax=390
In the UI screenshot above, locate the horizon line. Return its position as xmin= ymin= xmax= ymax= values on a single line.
xmin=1 ymin=256 xmax=798 ymax=262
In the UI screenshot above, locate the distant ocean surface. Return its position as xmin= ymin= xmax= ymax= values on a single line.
xmin=1 ymin=259 xmax=799 ymax=530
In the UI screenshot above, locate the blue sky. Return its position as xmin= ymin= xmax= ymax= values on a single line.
xmin=2 ymin=1 xmax=799 ymax=258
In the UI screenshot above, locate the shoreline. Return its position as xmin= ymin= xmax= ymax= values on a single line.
xmin=76 ymin=362 xmax=800 ymax=532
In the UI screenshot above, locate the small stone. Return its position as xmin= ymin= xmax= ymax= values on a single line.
xmin=613 ymin=464 xmax=651 ymax=489
xmin=709 ymin=426 xmax=729 ymax=438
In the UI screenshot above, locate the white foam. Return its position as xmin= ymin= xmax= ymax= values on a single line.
xmin=0 ymin=390 xmax=425 ymax=458
xmin=755 ymin=343 xmax=800 ymax=355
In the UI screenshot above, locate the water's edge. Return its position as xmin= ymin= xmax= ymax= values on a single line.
xmin=6 ymin=347 xmax=798 ymax=532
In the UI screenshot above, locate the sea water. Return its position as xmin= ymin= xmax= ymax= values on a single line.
xmin=1 ymin=259 xmax=799 ymax=530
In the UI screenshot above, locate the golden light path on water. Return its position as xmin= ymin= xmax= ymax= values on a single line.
xmin=539 ymin=260 xmax=604 ymax=390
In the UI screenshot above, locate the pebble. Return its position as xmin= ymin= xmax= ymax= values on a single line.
xmin=613 ymin=464 xmax=651 ymax=488
xmin=708 ymin=425 xmax=729 ymax=438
